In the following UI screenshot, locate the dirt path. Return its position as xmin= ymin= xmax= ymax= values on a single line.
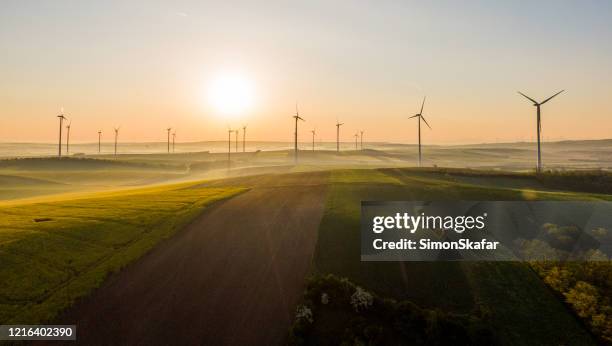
xmin=58 ymin=171 xmax=329 ymax=345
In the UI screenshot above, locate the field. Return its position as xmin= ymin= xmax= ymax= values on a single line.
xmin=0 ymin=144 xmax=611 ymax=344
xmin=310 ymin=168 xmax=612 ymax=345
xmin=2 ymin=138 xmax=612 ymax=169
xmin=0 ymin=181 xmax=245 ymax=324
xmin=1 ymin=139 xmax=611 ymax=202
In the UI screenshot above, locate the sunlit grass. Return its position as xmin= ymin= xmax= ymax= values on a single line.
xmin=0 ymin=181 xmax=246 ymax=324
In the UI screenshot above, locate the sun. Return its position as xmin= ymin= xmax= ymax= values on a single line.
xmin=207 ymin=71 xmax=255 ymax=116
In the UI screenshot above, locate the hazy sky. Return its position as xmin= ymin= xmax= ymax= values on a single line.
xmin=1 ymin=0 xmax=612 ymax=144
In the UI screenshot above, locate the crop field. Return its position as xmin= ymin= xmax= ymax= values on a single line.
xmin=312 ymin=168 xmax=610 ymax=345
xmin=0 ymin=181 xmax=245 ymax=324
xmin=0 ymin=150 xmax=611 ymax=344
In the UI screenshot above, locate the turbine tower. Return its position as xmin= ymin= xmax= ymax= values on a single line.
xmin=354 ymin=133 xmax=358 ymax=150
xmin=166 ymin=127 xmax=172 ymax=153
xmin=172 ymin=131 xmax=176 ymax=153
xmin=293 ymin=103 xmax=305 ymax=164
xmin=242 ymin=125 xmax=247 ymax=153
xmin=311 ymin=129 xmax=316 ymax=152
xmin=408 ymin=96 xmax=431 ymax=167
xmin=98 ymin=130 xmax=102 ymax=154
xmin=335 ymin=121 xmax=343 ymax=152
xmin=360 ymin=130 xmax=364 ymax=150
xmin=65 ymin=121 xmax=71 ymax=155
xmin=113 ymin=127 xmax=120 ymax=158
xmin=518 ymin=90 xmax=565 ymax=172
xmin=234 ymin=129 xmax=238 ymax=152
xmin=227 ymin=128 xmax=233 ymax=166
xmin=56 ymin=111 xmax=66 ymax=158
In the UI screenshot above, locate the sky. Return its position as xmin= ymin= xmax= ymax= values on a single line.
xmin=1 ymin=0 xmax=612 ymax=144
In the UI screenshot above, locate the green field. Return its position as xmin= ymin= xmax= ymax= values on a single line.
xmin=311 ymin=168 xmax=610 ymax=345
xmin=0 ymin=182 xmax=245 ymax=324
xmin=1 ymin=151 xmax=611 ymax=344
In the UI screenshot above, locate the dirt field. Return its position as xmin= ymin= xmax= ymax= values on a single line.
xmin=56 ymin=171 xmax=329 ymax=345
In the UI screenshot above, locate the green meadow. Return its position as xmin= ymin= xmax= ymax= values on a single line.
xmin=311 ymin=168 xmax=612 ymax=345
xmin=0 ymin=181 xmax=245 ymax=324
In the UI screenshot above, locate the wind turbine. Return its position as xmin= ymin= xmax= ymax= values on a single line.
xmin=311 ymin=129 xmax=316 ymax=152
xmin=409 ymin=96 xmax=431 ymax=167
xmin=56 ymin=109 xmax=67 ymax=158
xmin=335 ymin=121 xmax=343 ymax=152
xmin=354 ymin=133 xmax=358 ymax=150
xmin=242 ymin=125 xmax=247 ymax=153
xmin=518 ymin=90 xmax=565 ymax=172
xmin=166 ymin=127 xmax=172 ymax=153
xmin=98 ymin=130 xmax=102 ymax=154
xmin=65 ymin=120 xmax=71 ymax=155
xmin=227 ymin=128 xmax=234 ymax=167
xmin=113 ymin=127 xmax=120 ymax=158
xmin=172 ymin=131 xmax=176 ymax=153
xmin=234 ymin=129 xmax=238 ymax=152
xmin=293 ymin=103 xmax=305 ymax=164
xmin=360 ymin=130 xmax=364 ymax=150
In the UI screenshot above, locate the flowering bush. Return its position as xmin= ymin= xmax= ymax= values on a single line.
xmin=350 ymin=286 xmax=373 ymax=312
xmin=532 ymin=261 xmax=612 ymax=343
xmin=321 ymin=293 xmax=329 ymax=305
xmin=288 ymin=274 xmax=494 ymax=345
xmin=295 ymin=305 xmax=314 ymax=324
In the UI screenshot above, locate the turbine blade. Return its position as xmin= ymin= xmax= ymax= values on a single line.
xmin=420 ymin=96 xmax=426 ymax=115
xmin=518 ymin=91 xmax=538 ymax=104
xmin=421 ymin=115 xmax=432 ymax=129
xmin=409 ymin=114 xmax=420 ymax=119
xmin=540 ymin=90 xmax=565 ymax=105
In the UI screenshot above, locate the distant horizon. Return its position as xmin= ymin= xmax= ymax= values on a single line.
xmin=2 ymin=137 xmax=612 ymax=147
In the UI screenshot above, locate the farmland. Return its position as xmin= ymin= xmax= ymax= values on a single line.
xmin=307 ymin=168 xmax=611 ymax=345
xmin=0 ymin=148 xmax=611 ymax=344
xmin=0 ymin=181 xmax=245 ymax=324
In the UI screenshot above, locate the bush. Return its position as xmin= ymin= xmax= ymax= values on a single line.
xmin=288 ymin=274 xmax=496 ymax=345
xmin=532 ymin=261 xmax=612 ymax=344
xmin=535 ymin=170 xmax=612 ymax=194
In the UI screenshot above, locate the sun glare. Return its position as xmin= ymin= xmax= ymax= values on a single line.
xmin=207 ymin=72 xmax=255 ymax=116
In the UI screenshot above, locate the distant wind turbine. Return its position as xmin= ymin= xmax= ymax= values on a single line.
xmin=311 ymin=129 xmax=316 ymax=152
xmin=56 ymin=110 xmax=67 ymax=158
xmin=242 ymin=125 xmax=247 ymax=153
xmin=360 ymin=130 xmax=364 ymax=150
xmin=335 ymin=121 xmax=344 ymax=153
xmin=98 ymin=130 xmax=102 ymax=154
xmin=234 ymin=129 xmax=238 ymax=153
xmin=409 ymin=96 xmax=431 ymax=167
xmin=172 ymin=131 xmax=176 ymax=153
xmin=293 ymin=103 xmax=305 ymax=164
xmin=354 ymin=133 xmax=358 ymax=150
xmin=166 ymin=127 xmax=172 ymax=153
xmin=518 ymin=90 xmax=565 ymax=172
xmin=227 ymin=128 xmax=233 ymax=164
xmin=114 ymin=127 xmax=120 ymax=158
xmin=65 ymin=120 xmax=71 ymax=155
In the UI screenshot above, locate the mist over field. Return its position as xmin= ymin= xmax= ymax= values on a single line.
xmin=1 ymin=139 xmax=611 ymax=169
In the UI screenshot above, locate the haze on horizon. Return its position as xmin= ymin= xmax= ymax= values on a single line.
xmin=1 ymin=0 xmax=612 ymax=145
